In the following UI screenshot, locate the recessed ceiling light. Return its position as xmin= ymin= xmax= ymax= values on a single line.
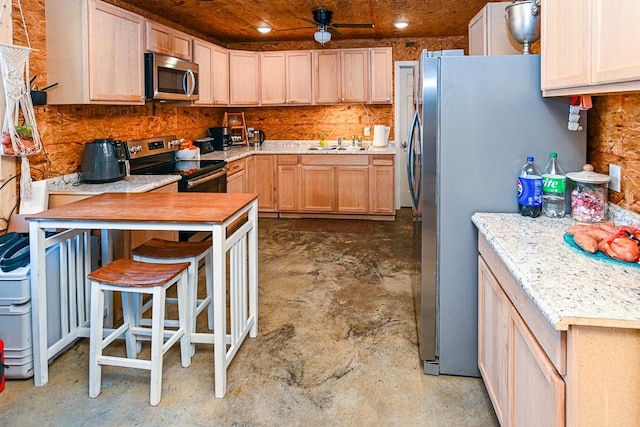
xmin=257 ymin=25 xmax=272 ymax=34
xmin=394 ymin=21 xmax=409 ymax=29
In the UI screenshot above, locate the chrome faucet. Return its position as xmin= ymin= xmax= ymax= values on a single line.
xmin=351 ymin=135 xmax=356 ymax=147
xmin=337 ymin=136 xmax=343 ymax=147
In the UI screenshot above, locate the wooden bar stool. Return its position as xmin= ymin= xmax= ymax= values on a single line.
xmin=130 ymin=239 xmax=214 ymax=348
xmin=88 ymin=258 xmax=191 ymax=406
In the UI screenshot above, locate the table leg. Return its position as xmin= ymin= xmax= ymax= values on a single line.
xmin=29 ymin=222 xmax=48 ymax=386
xmin=212 ymin=224 xmax=227 ymax=398
xmin=248 ymin=202 xmax=258 ymax=338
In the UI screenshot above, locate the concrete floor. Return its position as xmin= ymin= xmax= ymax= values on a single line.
xmin=0 ymin=209 xmax=498 ymax=426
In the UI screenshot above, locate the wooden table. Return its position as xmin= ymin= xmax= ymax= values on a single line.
xmin=27 ymin=192 xmax=259 ymax=398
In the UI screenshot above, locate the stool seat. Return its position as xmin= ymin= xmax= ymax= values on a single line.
xmin=130 ymin=238 xmax=212 ymax=260
xmin=88 ymin=258 xmax=191 ymax=287
xmin=88 ymin=258 xmax=191 ymax=406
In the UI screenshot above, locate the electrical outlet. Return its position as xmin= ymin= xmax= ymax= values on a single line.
xmin=364 ymin=127 xmax=371 ymax=137
xmin=609 ymin=164 xmax=621 ymax=192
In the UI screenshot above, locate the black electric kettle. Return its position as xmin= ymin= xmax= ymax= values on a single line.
xmin=81 ymin=139 xmax=129 ymax=183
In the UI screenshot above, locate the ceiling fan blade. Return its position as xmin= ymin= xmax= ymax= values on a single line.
xmin=327 ymin=27 xmax=343 ymax=37
xmin=331 ymin=23 xmax=375 ymax=29
xmin=275 ymin=25 xmax=316 ymax=32
xmin=297 ymin=16 xmax=318 ymax=25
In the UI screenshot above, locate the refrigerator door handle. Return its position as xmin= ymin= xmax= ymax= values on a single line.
xmin=407 ymin=109 xmax=421 ymax=211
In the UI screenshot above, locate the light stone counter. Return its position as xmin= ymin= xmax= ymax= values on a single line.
xmin=472 ymin=205 xmax=640 ymax=331
xmin=46 ymin=173 xmax=181 ymax=195
xmin=200 ymin=140 xmax=396 ymax=163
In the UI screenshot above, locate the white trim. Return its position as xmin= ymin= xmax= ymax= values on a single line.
xmin=394 ymin=60 xmax=418 ymax=210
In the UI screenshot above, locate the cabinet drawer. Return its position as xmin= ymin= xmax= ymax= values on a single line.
xmin=479 ymin=234 xmax=566 ymax=375
xmin=278 ymin=154 xmax=298 ymax=165
xmin=227 ymin=158 xmax=246 ymax=175
xmin=301 ymin=154 xmax=368 ymax=166
xmin=371 ymin=155 xmax=394 ymax=166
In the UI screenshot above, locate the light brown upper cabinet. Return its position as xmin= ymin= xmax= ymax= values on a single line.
xmin=260 ymin=51 xmax=313 ymax=106
xmin=46 ymin=0 xmax=145 ymax=105
xmin=229 ymin=50 xmax=260 ymax=106
xmin=193 ymin=39 xmax=229 ymax=106
xmin=369 ymin=47 xmax=393 ymax=104
xmin=542 ymin=0 xmax=640 ymax=96
xmin=145 ymin=20 xmax=193 ymax=61
xmin=313 ymin=48 xmax=369 ymax=104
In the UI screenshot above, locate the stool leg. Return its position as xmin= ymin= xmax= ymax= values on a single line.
xmin=176 ymin=271 xmax=191 ymax=368
xmin=121 ymin=291 xmax=138 ymax=359
xmin=89 ymin=281 xmax=104 ymax=399
xmin=149 ymin=285 xmax=166 ymax=406
xmin=205 ymin=253 xmax=214 ymax=331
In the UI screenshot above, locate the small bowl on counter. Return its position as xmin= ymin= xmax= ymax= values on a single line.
xmin=175 ymin=147 xmax=200 ymax=160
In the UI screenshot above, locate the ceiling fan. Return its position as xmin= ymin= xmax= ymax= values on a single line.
xmin=298 ymin=9 xmax=374 ymax=47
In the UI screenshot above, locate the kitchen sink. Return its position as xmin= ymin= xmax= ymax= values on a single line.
xmin=335 ymin=146 xmax=366 ymax=151
xmin=307 ymin=145 xmax=367 ymax=151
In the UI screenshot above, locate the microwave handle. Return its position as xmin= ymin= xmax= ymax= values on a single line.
xmin=184 ymin=69 xmax=196 ymax=97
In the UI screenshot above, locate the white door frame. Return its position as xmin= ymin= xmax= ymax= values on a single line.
xmin=394 ymin=60 xmax=418 ymax=209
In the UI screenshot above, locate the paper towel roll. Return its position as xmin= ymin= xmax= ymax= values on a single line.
xmin=373 ymin=125 xmax=388 ymax=147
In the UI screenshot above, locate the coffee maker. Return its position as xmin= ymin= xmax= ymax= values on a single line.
xmin=207 ymin=127 xmax=232 ymax=150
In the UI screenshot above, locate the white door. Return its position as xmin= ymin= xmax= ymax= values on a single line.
xmin=395 ymin=61 xmax=417 ymax=208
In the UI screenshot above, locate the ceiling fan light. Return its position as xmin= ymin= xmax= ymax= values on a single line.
xmin=314 ymin=30 xmax=331 ymax=44
xmin=257 ymin=25 xmax=272 ymax=34
xmin=394 ymin=20 xmax=409 ymax=29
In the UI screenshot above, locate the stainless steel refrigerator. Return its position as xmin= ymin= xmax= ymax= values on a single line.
xmin=407 ymin=51 xmax=586 ymax=376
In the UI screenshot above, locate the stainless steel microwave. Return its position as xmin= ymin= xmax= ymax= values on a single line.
xmin=144 ymin=52 xmax=199 ymax=102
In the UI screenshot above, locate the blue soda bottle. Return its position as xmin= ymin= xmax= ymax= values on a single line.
xmin=517 ymin=156 xmax=542 ymax=217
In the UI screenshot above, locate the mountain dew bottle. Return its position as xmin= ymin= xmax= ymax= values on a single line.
xmin=542 ymin=152 xmax=566 ymax=218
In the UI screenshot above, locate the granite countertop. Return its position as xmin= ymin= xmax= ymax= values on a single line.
xmin=47 ymin=173 xmax=181 ymax=195
xmin=46 ymin=141 xmax=395 ymax=194
xmin=472 ymin=205 xmax=640 ymax=331
xmin=200 ymin=140 xmax=396 ymax=162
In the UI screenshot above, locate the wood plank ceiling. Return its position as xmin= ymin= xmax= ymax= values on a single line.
xmin=116 ymin=0 xmax=504 ymax=45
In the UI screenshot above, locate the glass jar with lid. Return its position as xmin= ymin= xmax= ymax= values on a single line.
xmin=566 ymin=164 xmax=610 ymax=223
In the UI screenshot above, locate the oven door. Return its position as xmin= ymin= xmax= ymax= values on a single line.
xmin=179 ymin=167 xmax=227 ymax=241
xmin=179 ymin=167 xmax=227 ymax=193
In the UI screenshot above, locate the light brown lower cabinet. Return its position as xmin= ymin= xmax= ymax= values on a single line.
xmin=226 ymin=157 xmax=247 ymax=193
xmin=479 ymin=252 xmax=565 ymax=427
xmin=478 ymin=234 xmax=640 ymax=426
xmin=247 ymin=155 xmax=276 ymax=211
xmin=275 ymin=154 xmax=394 ymax=217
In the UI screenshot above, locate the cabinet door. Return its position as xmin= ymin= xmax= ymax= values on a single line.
xmin=251 ymin=155 xmax=276 ymax=211
xmin=193 ymin=39 xmax=214 ymax=105
xmin=313 ymin=50 xmax=341 ymax=104
xmin=341 ymin=49 xmax=368 ymax=103
xmin=227 ymin=170 xmax=246 ymax=193
xmin=591 ymin=1 xmax=640 ymax=84
xmin=229 ymin=51 xmax=260 ymax=105
xmin=145 ymin=21 xmax=172 ymax=55
xmin=286 ymin=51 xmax=313 ymax=105
xmin=88 ymin=0 xmax=144 ymax=103
xmin=212 ymin=45 xmax=229 ymax=105
xmin=541 ymin=0 xmax=590 ymax=90
xmin=369 ymin=48 xmax=392 ymax=104
xmin=172 ymin=29 xmax=192 ymax=60
xmin=478 ymin=256 xmax=509 ymax=427
xmin=335 ymin=166 xmax=368 ymax=213
xmin=277 ymin=164 xmax=299 ymax=211
xmin=468 ymin=6 xmax=488 ymax=56
xmin=301 ymin=166 xmax=334 ymax=211
xmin=509 ymin=306 xmax=565 ymax=427
xmin=369 ymin=164 xmax=395 ymax=214
xmin=260 ymin=52 xmax=286 ymax=105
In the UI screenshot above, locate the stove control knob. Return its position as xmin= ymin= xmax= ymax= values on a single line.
xmin=129 ymin=145 xmax=142 ymax=154
xmin=169 ymin=139 xmax=180 ymax=147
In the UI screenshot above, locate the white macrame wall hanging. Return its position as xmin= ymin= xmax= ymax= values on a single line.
xmin=0 ymin=0 xmax=42 ymax=198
